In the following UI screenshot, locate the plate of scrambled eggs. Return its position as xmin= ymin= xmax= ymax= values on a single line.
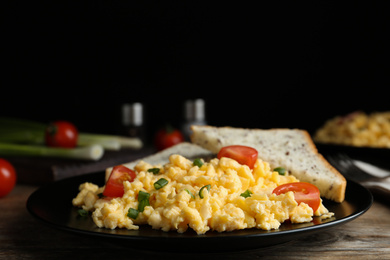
xmin=27 ymin=153 xmax=372 ymax=253
xmin=314 ymin=111 xmax=390 ymax=148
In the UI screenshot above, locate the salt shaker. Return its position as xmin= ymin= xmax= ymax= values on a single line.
xmin=181 ymin=99 xmax=207 ymax=141
xmin=121 ymin=102 xmax=145 ymax=141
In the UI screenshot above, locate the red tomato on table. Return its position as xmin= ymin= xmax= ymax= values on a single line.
xmin=103 ymin=165 xmax=136 ymax=198
xmin=154 ymin=126 xmax=184 ymax=151
xmin=273 ymin=182 xmax=321 ymax=212
xmin=45 ymin=121 xmax=78 ymax=148
xmin=217 ymin=145 xmax=258 ymax=169
xmin=0 ymin=158 xmax=17 ymax=198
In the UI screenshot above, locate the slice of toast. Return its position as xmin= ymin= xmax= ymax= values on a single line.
xmin=190 ymin=125 xmax=346 ymax=202
xmin=105 ymin=142 xmax=213 ymax=181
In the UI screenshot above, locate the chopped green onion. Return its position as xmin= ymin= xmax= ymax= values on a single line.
xmin=78 ymin=133 xmax=143 ymax=150
xmin=127 ymin=208 xmax=139 ymax=219
xmin=138 ymin=190 xmax=150 ymax=201
xmin=0 ymin=117 xmax=45 ymax=129
xmin=137 ymin=191 xmax=150 ymax=212
xmin=193 ymin=158 xmax=204 ymax=168
xmin=138 ymin=199 xmax=149 ymax=213
xmin=0 ymin=143 xmax=104 ymax=161
xmin=77 ymin=209 xmax=89 ymax=217
xmin=273 ymin=167 xmax=286 ymax=176
xmin=184 ymin=189 xmax=195 ymax=199
xmin=0 ymin=129 xmax=44 ymax=145
xmin=147 ymin=168 xmax=160 ymax=175
xmin=240 ymin=189 xmax=253 ymax=198
xmin=199 ymin=184 xmax=211 ymax=199
xmin=154 ymin=178 xmax=168 ymax=190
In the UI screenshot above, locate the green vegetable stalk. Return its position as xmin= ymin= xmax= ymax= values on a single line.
xmin=0 ymin=143 xmax=104 ymax=161
xmin=0 ymin=117 xmax=143 ymax=150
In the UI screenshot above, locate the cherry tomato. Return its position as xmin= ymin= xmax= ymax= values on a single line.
xmin=217 ymin=145 xmax=258 ymax=169
xmin=0 ymin=158 xmax=17 ymax=198
xmin=154 ymin=126 xmax=184 ymax=151
xmin=103 ymin=165 xmax=136 ymax=198
xmin=272 ymin=182 xmax=321 ymax=212
xmin=45 ymin=120 xmax=78 ymax=148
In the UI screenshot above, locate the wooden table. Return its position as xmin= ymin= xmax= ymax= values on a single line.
xmin=1 ymin=184 xmax=389 ymax=260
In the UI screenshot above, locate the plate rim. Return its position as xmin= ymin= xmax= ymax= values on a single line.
xmin=26 ymin=171 xmax=373 ymax=251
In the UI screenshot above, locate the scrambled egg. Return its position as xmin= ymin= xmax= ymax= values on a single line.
xmin=315 ymin=111 xmax=390 ymax=148
xmin=72 ymin=155 xmax=333 ymax=235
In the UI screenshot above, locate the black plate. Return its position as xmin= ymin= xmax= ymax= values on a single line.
xmin=26 ymin=171 xmax=373 ymax=253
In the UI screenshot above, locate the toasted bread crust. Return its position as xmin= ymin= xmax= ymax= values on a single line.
xmin=316 ymin=152 xmax=347 ymax=202
xmin=299 ymin=129 xmax=346 ymax=201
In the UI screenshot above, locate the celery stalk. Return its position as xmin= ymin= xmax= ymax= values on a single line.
xmin=0 ymin=143 xmax=104 ymax=161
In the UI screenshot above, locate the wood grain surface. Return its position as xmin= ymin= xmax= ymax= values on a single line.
xmin=1 ymin=184 xmax=389 ymax=259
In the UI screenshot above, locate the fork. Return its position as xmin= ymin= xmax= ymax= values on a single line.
xmin=327 ymin=153 xmax=390 ymax=200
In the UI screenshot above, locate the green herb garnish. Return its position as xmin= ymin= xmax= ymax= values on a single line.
xmin=77 ymin=209 xmax=89 ymax=217
xmin=240 ymin=189 xmax=253 ymax=198
xmin=273 ymin=167 xmax=286 ymax=176
xmin=193 ymin=158 xmax=204 ymax=168
xmin=199 ymin=184 xmax=211 ymax=199
xmin=147 ymin=168 xmax=160 ymax=175
xmin=137 ymin=191 xmax=150 ymax=212
xmin=154 ymin=178 xmax=168 ymax=190
xmin=127 ymin=208 xmax=139 ymax=219
xmin=184 ymin=189 xmax=195 ymax=199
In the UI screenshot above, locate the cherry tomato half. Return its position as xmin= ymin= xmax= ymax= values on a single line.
xmin=154 ymin=126 xmax=184 ymax=151
xmin=103 ymin=165 xmax=136 ymax=198
xmin=217 ymin=145 xmax=258 ymax=169
xmin=272 ymin=182 xmax=321 ymax=212
xmin=45 ymin=120 xmax=78 ymax=148
xmin=0 ymin=158 xmax=17 ymax=198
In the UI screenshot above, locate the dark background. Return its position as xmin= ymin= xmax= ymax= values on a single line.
xmin=1 ymin=1 xmax=389 ymax=142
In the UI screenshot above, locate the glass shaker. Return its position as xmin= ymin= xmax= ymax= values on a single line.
xmin=121 ymin=102 xmax=145 ymax=142
xmin=181 ymin=99 xmax=207 ymax=141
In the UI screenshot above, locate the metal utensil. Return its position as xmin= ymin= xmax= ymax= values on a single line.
xmin=327 ymin=153 xmax=390 ymax=200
